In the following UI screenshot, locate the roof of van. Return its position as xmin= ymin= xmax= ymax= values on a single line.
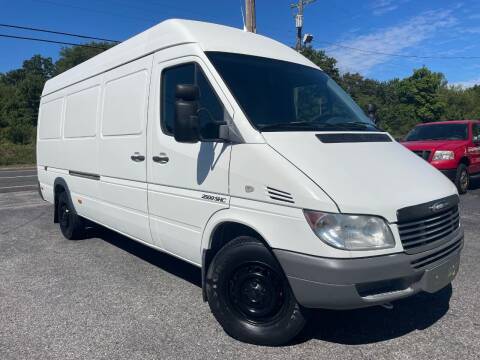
xmin=42 ymin=19 xmax=317 ymax=96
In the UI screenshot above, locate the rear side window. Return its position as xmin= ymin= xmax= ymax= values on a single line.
xmin=161 ymin=63 xmax=225 ymax=140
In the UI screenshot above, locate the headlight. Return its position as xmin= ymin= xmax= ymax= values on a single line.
xmin=433 ymin=150 xmax=454 ymax=161
xmin=303 ymin=210 xmax=395 ymax=250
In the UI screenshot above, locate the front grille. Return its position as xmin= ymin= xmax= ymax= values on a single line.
xmin=398 ymin=206 xmax=460 ymax=253
xmin=410 ymin=237 xmax=463 ymax=270
xmin=412 ymin=150 xmax=431 ymax=161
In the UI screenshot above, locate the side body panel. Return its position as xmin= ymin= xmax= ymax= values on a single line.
xmin=37 ymin=55 xmax=154 ymax=244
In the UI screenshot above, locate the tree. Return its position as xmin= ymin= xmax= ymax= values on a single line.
xmin=55 ymin=42 xmax=116 ymax=75
xmin=398 ymin=67 xmax=446 ymax=123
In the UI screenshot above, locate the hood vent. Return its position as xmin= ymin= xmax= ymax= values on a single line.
xmin=316 ymin=133 xmax=392 ymax=143
xmin=266 ymin=186 xmax=294 ymax=204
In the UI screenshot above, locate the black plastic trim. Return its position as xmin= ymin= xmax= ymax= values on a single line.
xmin=396 ymin=194 xmax=459 ymax=223
xmin=69 ymin=170 xmax=100 ymax=181
xmin=316 ymin=133 xmax=392 ymax=143
xmin=269 ymin=196 xmax=295 ymax=204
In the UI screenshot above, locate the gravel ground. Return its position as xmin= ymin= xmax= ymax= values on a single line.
xmin=0 ymin=183 xmax=479 ymax=360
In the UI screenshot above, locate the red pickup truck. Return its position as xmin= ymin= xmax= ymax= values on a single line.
xmin=402 ymin=120 xmax=480 ymax=194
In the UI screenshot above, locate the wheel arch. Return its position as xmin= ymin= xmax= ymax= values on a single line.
xmin=200 ymin=210 xmax=274 ymax=301
xmin=459 ymin=156 xmax=470 ymax=167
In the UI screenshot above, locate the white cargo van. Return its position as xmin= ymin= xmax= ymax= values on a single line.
xmin=37 ymin=19 xmax=463 ymax=345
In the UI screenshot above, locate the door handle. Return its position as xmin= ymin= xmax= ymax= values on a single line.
xmin=152 ymin=153 xmax=169 ymax=164
xmin=130 ymin=152 xmax=145 ymax=162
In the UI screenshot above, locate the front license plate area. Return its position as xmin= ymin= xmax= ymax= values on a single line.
xmin=422 ymin=254 xmax=460 ymax=293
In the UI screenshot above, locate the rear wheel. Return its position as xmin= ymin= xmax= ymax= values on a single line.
xmin=455 ymin=164 xmax=469 ymax=194
xmin=57 ymin=191 xmax=85 ymax=240
xmin=206 ymin=236 xmax=306 ymax=346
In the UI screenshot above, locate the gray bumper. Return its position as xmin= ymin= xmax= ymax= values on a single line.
xmin=274 ymin=228 xmax=463 ymax=310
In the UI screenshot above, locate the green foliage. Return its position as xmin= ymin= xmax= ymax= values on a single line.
xmin=54 ymin=42 xmax=115 ymax=75
xmin=0 ymin=142 xmax=36 ymax=166
xmin=0 ymin=42 xmax=113 ymax=164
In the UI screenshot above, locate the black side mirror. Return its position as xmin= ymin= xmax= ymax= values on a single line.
xmin=174 ymin=84 xmax=200 ymax=143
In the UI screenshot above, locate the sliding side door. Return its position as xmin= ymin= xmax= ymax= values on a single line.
xmin=98 ymin=55 xmax=153 ymax=243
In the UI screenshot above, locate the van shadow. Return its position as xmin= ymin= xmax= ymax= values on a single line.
xmin=85 ymin=224 xmax=201 ymax=288
xmin=469 ymin=176 xmax=480 ymax=190
xmin=83 ymin=223 xmax=451 ymax=346
xmin=295 ymin=284 xmax=452 ymax=345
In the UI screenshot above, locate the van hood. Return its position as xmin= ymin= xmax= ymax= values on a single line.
xmin=263 ymin=132 xmax=457 ymax=222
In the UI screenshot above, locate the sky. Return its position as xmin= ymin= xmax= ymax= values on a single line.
xmin=0 ymin=0 xmax=479 ymax=86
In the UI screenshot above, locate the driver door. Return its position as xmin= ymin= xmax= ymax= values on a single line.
xmin=147 ymin=52 xmax=233 ymax=265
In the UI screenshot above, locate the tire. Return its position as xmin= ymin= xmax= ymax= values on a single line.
xmin=206 ymin=236 xmax=306 ymax=346
xmin=455 ymin=164 xmax=469 ymax=194
xmin=57 ymin=191 xmax=85 ymax=240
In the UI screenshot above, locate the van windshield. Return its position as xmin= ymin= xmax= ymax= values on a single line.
xmin=206 ymin=52 xmax=378 ymax=132
xmin=405 ymin=124 xmax=468 ymax=141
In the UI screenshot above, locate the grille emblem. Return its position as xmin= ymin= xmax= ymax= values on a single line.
xmin=429 ymin=201 xmax=449 ymax=212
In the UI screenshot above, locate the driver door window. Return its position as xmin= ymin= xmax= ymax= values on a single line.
xmin=161 ymin=63 xmax=225 ymax=141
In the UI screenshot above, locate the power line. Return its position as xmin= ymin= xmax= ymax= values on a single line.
xmin=0 ymin=34 xmax=112 ymax=49
xmin=319 ymin=40 xmax=480 ymax=60
xmin=34 ymin=0 xmax=158 ymax=24
xmin=0 ymin=23 xmax=120 ymax=43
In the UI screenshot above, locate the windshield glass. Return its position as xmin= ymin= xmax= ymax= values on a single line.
xmin=206 ymin=52 xmax=378 ymax=132
xmin=405 ymin=124 xmax=468 ymax=141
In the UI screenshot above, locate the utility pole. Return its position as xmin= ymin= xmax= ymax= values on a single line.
xmin=291 ymin=0 xmax=316 ymax=50
xmin=245 ymin=0 xmax=256 ymax=33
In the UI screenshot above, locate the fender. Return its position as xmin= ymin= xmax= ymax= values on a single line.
xmin=53 ymin=177 xmax=77 ymax=223
xmin=200 ymin=207 xmax=271 ymax=252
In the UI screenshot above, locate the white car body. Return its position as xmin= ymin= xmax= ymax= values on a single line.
xmin=37 ymin=20 xmax=463 ymax=312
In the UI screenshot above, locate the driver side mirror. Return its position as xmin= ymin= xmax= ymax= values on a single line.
xmin=174 ymin=84 xmax=200 ymax=143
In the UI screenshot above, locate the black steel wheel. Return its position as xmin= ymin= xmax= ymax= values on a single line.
xmin=227 ymin=261 xmax=288 ymax=325
xmin=206 ymin=236 xmax=306 ymax=346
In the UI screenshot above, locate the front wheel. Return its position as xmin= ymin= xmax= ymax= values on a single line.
xmin=206 ymin=236 xmax=306 ymax=346
xmin=455 ymin=164 xmax=469 ymax=194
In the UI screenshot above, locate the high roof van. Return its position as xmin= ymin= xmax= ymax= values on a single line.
xmin=37 ymin=19 xmax=463 ymax=345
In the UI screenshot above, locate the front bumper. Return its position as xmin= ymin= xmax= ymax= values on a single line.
xmin=274 ymin=228 xmax=463 ymax=310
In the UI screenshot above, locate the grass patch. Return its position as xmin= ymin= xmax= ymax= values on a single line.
xmin=0 ymin=142 xmax=36 ymax=167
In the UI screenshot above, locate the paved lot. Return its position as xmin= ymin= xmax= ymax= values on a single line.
xmin=0 ymin=182 xmax=479 ymax=359
xmin=0 ymin=167 xmax=37 ymax=193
